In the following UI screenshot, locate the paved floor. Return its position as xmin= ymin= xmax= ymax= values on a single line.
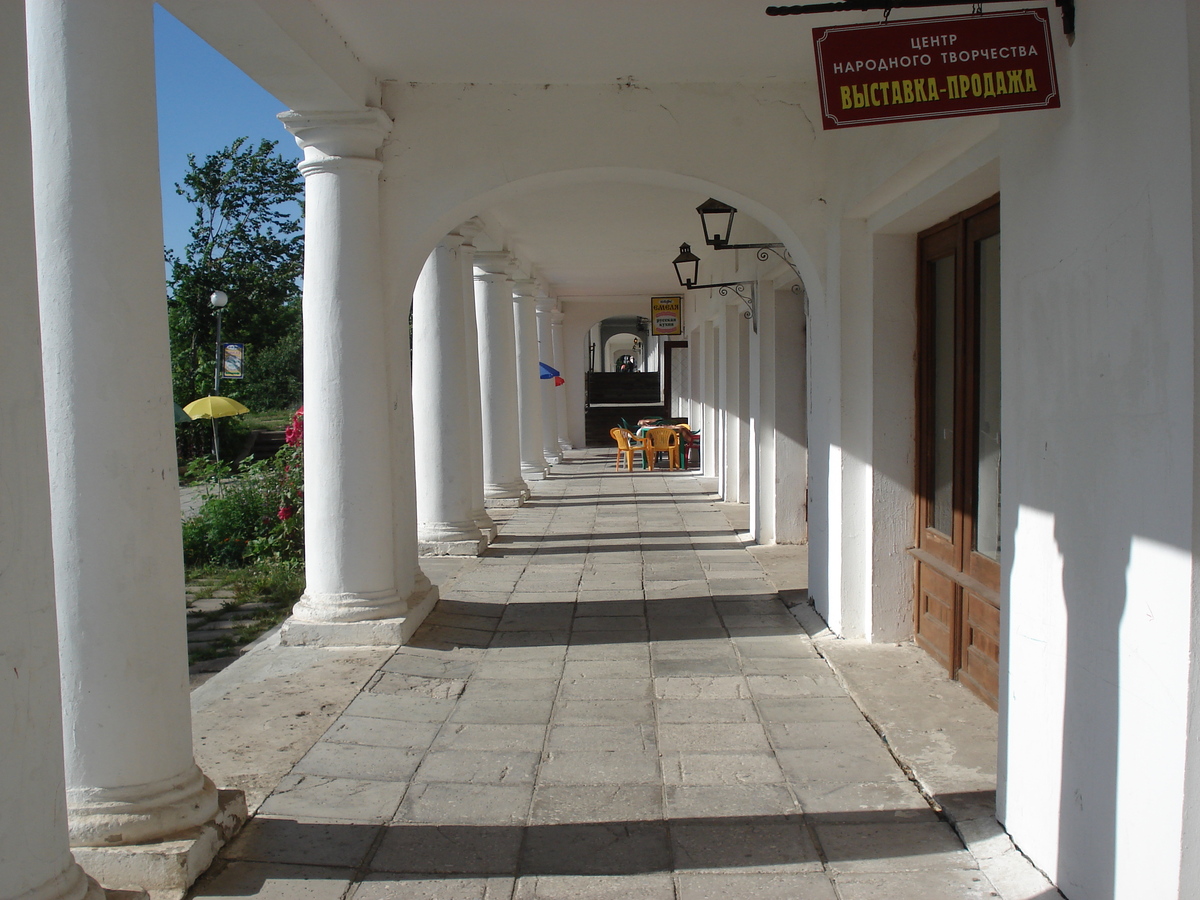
xmin=188 ymin=452 xmax=1045 ymax=899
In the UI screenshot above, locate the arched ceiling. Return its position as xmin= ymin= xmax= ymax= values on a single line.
xmin=162 ymin=0 xmax=1011 ymax=301
xmin=309 ymin=1 xmax=820 ymax=85
xmin=477 ymin=182 xmax=717 ymax=299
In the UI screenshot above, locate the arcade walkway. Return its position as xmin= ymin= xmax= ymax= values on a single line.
xmin=186 ymin=452 xmax=1047 ymax=900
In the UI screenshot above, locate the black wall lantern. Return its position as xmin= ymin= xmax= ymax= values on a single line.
xmin=670 ymin=242 xmax=758 ymax=332
xmin=674 ymin=200 xmax=807 ymax=335
xmin=672 ymin=243 xmax=702 ymax=289
xmin=695 ymin=198 xmax=785 ymax=253
xmin=697 ymin=198 xmax=737 ymax=248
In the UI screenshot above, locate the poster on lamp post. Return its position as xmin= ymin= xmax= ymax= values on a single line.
xmin=221 ymin=343 xmax=244 ymax=379
xmin=651 ymin=296 xmax=683 ymax=336
xmin=812 ymin=9 xmax=1060 ymax=130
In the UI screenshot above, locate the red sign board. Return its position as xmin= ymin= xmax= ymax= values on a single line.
xmin=812 ymin=10 xmax=1060 ymax=129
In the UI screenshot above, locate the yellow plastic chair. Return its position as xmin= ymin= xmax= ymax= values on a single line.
xmin=611 ymin=427 xmax=647 ymax=471
xmin=643 ymin=426 xmax=681 ymax=471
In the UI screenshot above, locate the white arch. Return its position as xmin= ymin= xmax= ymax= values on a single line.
xmin=401 ymin=166 xmax=820 ymax=309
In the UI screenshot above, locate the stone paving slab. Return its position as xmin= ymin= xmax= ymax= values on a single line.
xmin=190 ymin=450 xmax=1048 ymax=899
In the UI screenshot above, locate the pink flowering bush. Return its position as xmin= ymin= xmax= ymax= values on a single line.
xmin=284 ymin=404 xmax=304 ymax=447
xmin=255 ymin=406 xmax=304 ymax=559
xmin=182 ymin=406 xmax=304 ymax=566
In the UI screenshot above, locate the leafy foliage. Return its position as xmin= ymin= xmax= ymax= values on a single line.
xmin=181 ymin=408 xmax=304 ymax=567
xmin=167 ymin=137 xmax=304 ymax=415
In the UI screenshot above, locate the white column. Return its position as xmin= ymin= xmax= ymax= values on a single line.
xmin=280 ymin=109 xmax=431 ymax=644
xmin=26 ymin=0 xmax=227 ymax=872
xmin=412 ymin=237 xmax=487 ymax=556
xmin=702 ymin=320 xmax=720 ymax=479
xmin=750 ymin=286 xmax=770 ymax=543
xmin=474 ymin=252 xmax=528 ymax=505
xmin=2 ymin=5 xmax=103 ymax=896
xmin=551 ymin=310 xmax=572 ymax=452
xmin=774 ymin=285 xmax=808 ymax=543
xmin=721 ymin=303 xmax=751 ymax=502
xmin=456 ymin=221 xmax=497 ymax=541
xmin=513 ymin=279 xmax=550 ymax=480
xmin=535 ymin=298 xmax=562 ymax=465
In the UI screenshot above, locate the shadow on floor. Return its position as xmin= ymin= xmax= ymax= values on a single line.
xmin=200 ymin=801 xmax=986 ymax=888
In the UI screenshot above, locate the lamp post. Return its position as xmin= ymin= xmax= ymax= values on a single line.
xmin=209 ymin=290 xmax=229 ymax=464
xmin=210 ymin=290 xmax=228 ymax=395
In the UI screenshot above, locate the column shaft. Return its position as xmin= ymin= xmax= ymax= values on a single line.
xmin=1 ymin=4 xmax=102 ymax=895
xmin=474 ymin=253 xmax=528 ymax=504
xmin=412 ymin=239 xmax=486 ymax=555
xmin=551 ymin=311 xmax=572 ymax=452
xmin=457 ymin=224 xmax=496 ymax=541
xmin=535 ymin=299 xmax=562 ymax=465
xmin=513 ymin=282 xmax=550 ymax=480
xmin=701 ymin=320 xmax=719 ymax=478
xmin=280 ymin=109 xmax=434 ymax=643
xmin=27 ymin=0 xmax=218 ymax=849
xmin=723 ymin=303 xmax=751 ymax=502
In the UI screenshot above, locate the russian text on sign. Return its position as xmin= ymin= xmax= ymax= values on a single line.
xmin=812 ymin=10 xmax=1059 ymax=129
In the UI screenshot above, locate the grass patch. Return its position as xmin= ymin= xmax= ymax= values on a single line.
xmin=241 ymin=408 xmax=295 ymax=431
xmin=186 ymin=560 xmax=304 ymax=664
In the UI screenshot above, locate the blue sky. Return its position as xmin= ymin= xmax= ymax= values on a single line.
xmin=155 ymin=4 xmax=302 ymax=260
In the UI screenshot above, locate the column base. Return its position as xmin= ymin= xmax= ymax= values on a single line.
xmin=419 ymin=536 xmax=487 ymax=557
xmin=521 ymin=464 xmax=549 ymax=481
xmin=484 ymin=481 xmax=530 ymax=505
xmin=280 ymin=580 xmax=438 ymax=647
xmin=71 ymin=790 xmax=245 ymax=900
xmin=418 ymin=520 xmax=486 ymax=556
xmin=544 ymin=452 xmax=562 ymax=466
xmin=472 ymin=509 xmax=498 ymax=543
xmin=484 ymin=495 xmax=526 ymax=509
xmin=68 ymin=767 xmax=219 ymax=848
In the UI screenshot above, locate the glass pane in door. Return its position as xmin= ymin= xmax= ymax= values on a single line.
xmin=974 ymin=234 xmax=1001 ymax=560
xmin=931 ymin=255 xmax=956 ymax=535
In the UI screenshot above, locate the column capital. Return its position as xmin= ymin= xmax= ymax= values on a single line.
xmin=535 ymin=298 xmax=557 ymax=315
xmin=473 ymin=250 xmax=513 ymax=279
xmin=551 ymin=310 xmax=566 ymax=326
xmin=512 ymin=278 xmax=538 ymax=300
xmin=438 ymin=231 xmax=466 ymax=253
xmin=454 ymin=217 xmax=485 ymax=246
xmin=278 ymin=108 xmax=393 ymax=163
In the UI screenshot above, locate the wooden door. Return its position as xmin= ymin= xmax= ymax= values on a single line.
xmin=913 ymin=197 xmax=1002 ymax=708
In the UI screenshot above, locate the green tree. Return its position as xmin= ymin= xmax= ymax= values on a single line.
xmin=167 ymin=137 xmax=304 ymax=413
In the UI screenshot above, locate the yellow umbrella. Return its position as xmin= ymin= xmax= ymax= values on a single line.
xmin=184 ymin=396 xmax=250 ymax=419
xmin=184 ymin=396 xmax=250 ymax=464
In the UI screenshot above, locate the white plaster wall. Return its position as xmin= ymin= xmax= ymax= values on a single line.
xmin=752 ymin=280 xmax=808 ymax=546
xmin=807 ymin=230 xmax=841 ymax=627
xmin=774 ymin=285 xmax=809 ymax=544
xmin=807 ymin=106 xmax=1001 ymax=632
xmin=869 ymin=234 xmax=917 ymax=641
xmin=996 ymin=5 xmax=1196 ymax=896
xmin=836 ymin=219 xmax=872 ymax=639
xmin=815 ymin=113 xmax=1000 ymax=639
xmin=1180 ymin=3 xmax=1200 ymax=892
